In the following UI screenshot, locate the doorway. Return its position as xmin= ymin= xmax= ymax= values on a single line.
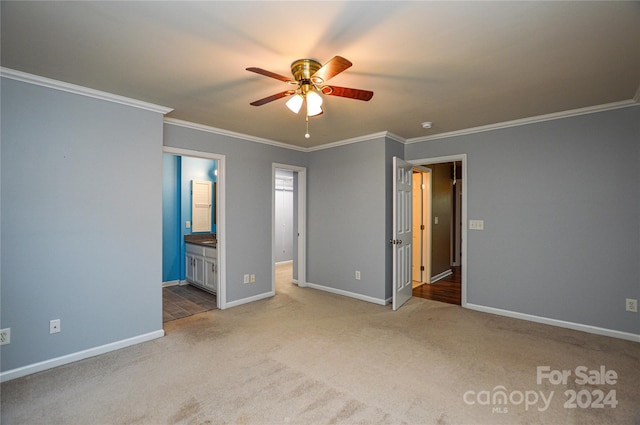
xmin=408 ymin=155 xmax=467 ymax=307
xmin=163 ymin=147 xmax=226 ymax=310
xmin=272 ymin=163 xmax=306 ymax=294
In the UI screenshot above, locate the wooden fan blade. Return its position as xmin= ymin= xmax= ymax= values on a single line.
xmin=323 ymin=86 xmax=374 ymax=101
xmin=246 ymin=67 xmax=292 ymax=83
xmin=250 ymin=91 xmax=293 ymax=106
xmin=312 ymin=56 xmax=352 ymax=83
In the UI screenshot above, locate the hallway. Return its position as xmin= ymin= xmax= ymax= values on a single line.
xmin=412 ymin=267 xmax=461 ymax=305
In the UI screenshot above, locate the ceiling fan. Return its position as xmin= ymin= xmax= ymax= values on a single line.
xmin=246 ymin=56 xmax=373 ymax=137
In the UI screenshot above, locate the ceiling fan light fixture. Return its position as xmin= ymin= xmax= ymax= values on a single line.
xmin=306 ymin=89 xmax=323 ymax=117
xmin=286 ymin=94 xmax=303 ymax=114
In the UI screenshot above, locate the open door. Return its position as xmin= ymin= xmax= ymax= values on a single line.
xmin=392 ymin=157 xmax=413 ymax=310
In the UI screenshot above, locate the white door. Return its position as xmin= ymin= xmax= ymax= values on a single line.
xmin=192 ymin=180 xmax=212 ymax=232
xmin=392 ymin=157 xmax=414 ymax=310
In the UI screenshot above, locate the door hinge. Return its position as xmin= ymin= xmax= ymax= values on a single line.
xmin=420 ymin=224 xmax=425 ymax=230
xmin=420 ymin=266 xmax=425 ymax=271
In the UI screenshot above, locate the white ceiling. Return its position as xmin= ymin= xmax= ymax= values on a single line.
xmin=2 ymin=1 xmax=639 ymax=149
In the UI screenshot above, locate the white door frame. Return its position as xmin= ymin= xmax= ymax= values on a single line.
xmin=272 ymin=163 xmax=307 ymax=292
xmin=408 ymin=154 xmax=467 ymax=306
xmin=163 ymin=146 xmax=227 ymax=310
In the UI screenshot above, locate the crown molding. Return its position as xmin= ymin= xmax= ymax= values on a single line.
xmin=306 ymin=131 xmax=405 ymax=152
xmin=406 ymin=100 xmax=639 ymax=144
xmin=0 ymin=67 xmax=173 ymax=115
xmin=163 ymin=118 xmax=308 ymax=152
xmin=164 ymin=118 xmax=405 ymax=152
xmin=6 ymin=67 xmax=635 ymax=150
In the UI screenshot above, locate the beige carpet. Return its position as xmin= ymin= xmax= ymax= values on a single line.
xmin=2 ymin=265 xmax=639 ymax=424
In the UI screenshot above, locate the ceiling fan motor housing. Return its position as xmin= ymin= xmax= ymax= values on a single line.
xmin=291 ymin=59 xmax=322 ymax=82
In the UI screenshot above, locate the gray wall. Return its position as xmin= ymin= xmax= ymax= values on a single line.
xmin=405 ymin=106 xmax=640 ymax=334
xmin=163 ymin=124 xmax=307 ymax=303
xmin=1 ymin=78 xmax=165 ymax=372
xmin=308 ymin=136 xmax=391 ymax=302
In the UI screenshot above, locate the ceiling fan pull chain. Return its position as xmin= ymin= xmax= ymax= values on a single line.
xmin=305 ymin=115 xmax=310 ymax=139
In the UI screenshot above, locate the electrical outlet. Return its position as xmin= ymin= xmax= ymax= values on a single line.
xmin=50 ymin=319 xmax=61 ymax=334
xmin=244 ymin=274 xmax=250 ymax=284
xmin=469 ymin=219 xmax=485 ymax=230
xmin=250 ymin=274 xmax=255 ymax=283
xmin=0 ymin=328 xmax=10 ymax=345
xmin=626 ymin=298 xmax=638 ymax=313
xmin=355 ymin=271 xmax=361 ymax=280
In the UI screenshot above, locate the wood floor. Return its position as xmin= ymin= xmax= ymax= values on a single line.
xmin=163 ymin=284 xmax=217 ymax=322
xmin=412 ymin=266 xmax=461 ymax=305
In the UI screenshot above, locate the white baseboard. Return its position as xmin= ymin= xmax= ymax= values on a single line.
xmin=431 ymin=269 xmax=453 ymax=283
xmin=0 ymin=329 xmax=165 ymax=383
xmin=225 ymin=291 xmax=275 ymax=309
xmin=162 ymin=280 xmax=181 ymax=287
xmin=465 ymin=303 xmax=640 ymax=343
xmin=305 ymin=282 xmax=387 ymax=306
xmin=275 ymin=260 xmax=293 ymax=266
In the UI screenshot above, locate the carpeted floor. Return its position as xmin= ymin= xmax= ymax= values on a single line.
xmin=2 ymin=264 xmax=639 ymax=424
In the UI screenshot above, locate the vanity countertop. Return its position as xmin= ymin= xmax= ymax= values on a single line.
xmin=184 ymin=234 xmax=217 ymax=247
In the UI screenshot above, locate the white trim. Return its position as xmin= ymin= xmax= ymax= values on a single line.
xmin=306 ymin=131 xmax=404 ymax=152
xmin=275 ymin=260 xmax=293 ymax=266
xmin=0 ymin=330 xmax=165 ymax=383
xmin=162 ymin=147 xmax=227 ymax=310
xmin=6 ymin=66 xmax=635 ymax=151
xmin=165 ymin=118 xmax=403 ymax=153
xmin=164 ymin=118 xmax=307 ymax=152
xmin=431 ymin=269 xmax=453 ymax=283
xmin=1 ymin=67 xmax=173 ymax=115
xmin=162 ymin=280 xmax=181 ymax=287
xmin=304 ymin=282 xmax=387 ymax=306
xmin=408 ymin=155 xmax=468 ymax=306
xmin=466 ymin=303 xmax=640 ymax=343
xmin=406 ymin=100 xmax=638 ymax=144
xmin=225 ymin=291 xmax=275 ymax=309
